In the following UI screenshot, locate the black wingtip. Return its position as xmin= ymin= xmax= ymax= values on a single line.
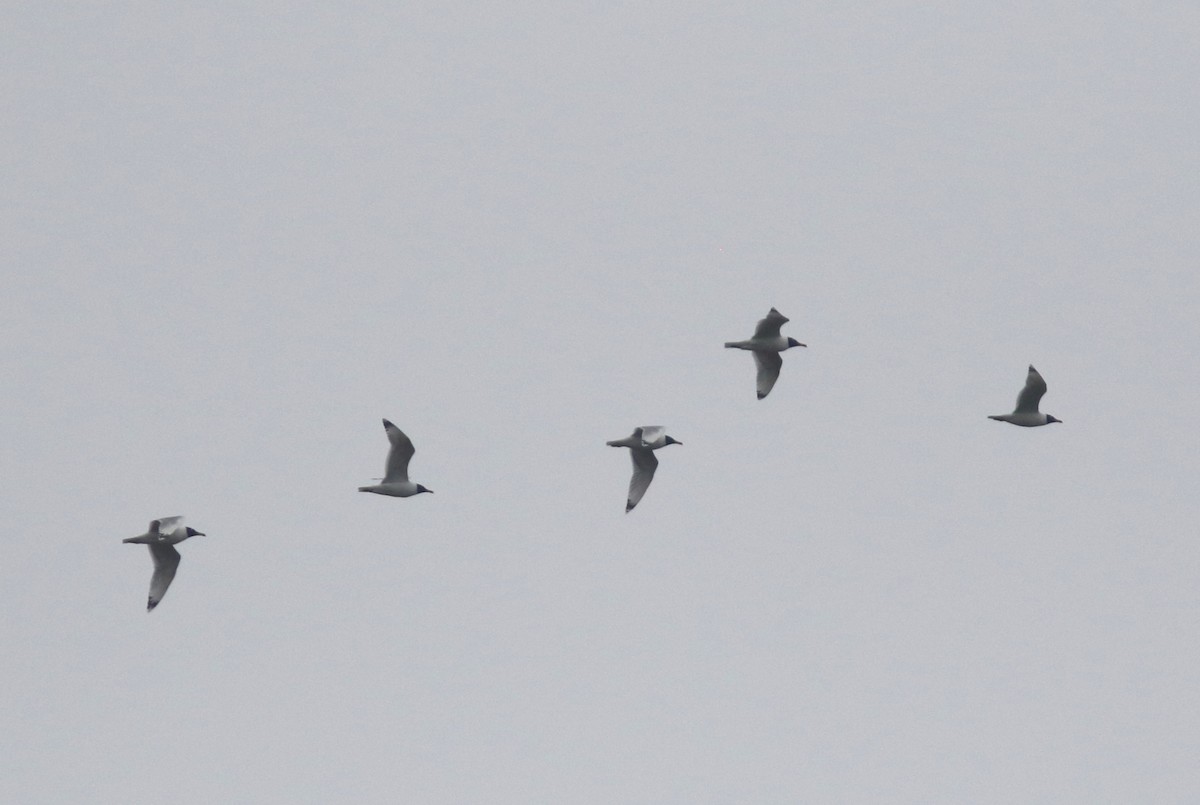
xmin=382 ymin=418 xmax=395 ymax=429
xmin=626 ymin=500 xmax=635 ymax=513
xmin=147 ymin=598 xmax=159 ymax=612
xmin=757 ymin=391 xmax=767 ymax=400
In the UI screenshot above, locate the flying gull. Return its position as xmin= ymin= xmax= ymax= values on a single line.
xmin=724 ymin=307 xmax=807 ymax=399
xmin=123 ymin=516 xmax=205 ymax=612
xmin=359 ymin=418 xmax=434 ymax=497
xmin=606 ymin=426 xmax=682 ymax=512
xmin=988 ymin=365 xmax=1062 ymax=427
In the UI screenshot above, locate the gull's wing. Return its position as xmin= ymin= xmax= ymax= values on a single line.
xmin=149 ymin=516 xmax=183 ymax=538
xmin=606 ymin=429 xmax=641 ymax=448
xmin=1014 ymin=365 xmax=1048 ymax=413
xmin=752 ymin=307 xmax=789 ymax=339
xmin=626 ymin=448 xmax=659 ymax=513
xmin=147 ymin=543 xmax=181 ymax=612
xmin=638 ymin=426 xmax=666 ymax=448
xmin=381 ymin=419 xmax=415 ymax=483
xmin=754 ymin=351 xmax=783 ymax=399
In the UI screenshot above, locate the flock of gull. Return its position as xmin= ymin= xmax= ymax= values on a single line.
xmin=122 ymin=307 xmax=1062 ymax=612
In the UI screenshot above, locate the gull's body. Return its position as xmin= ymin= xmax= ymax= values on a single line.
xmin=359 ymin=418 xmax=433 ymax=497
xmin=606 ymin=426 xmax=682 ymax=513
xmin=989 ymin=365 xmax=1062 ymax=427
xmin=122 ymin=516 xmax=205 ymax=612
xmin=724 ymin=307 xmax=806 ymax=399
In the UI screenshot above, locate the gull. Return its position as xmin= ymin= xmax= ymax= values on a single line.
xmin=122 ymin=516 xmax=205 ymax=612
xmin=988 ymin=365 xmax=1062 ymax=427
xmin=724 ymin=307 xmax=806 ymax=399
xmin=606 ymin=426 xmax=682 ymax=512
xmin=358 ymin=418 xmax=433 ymax=497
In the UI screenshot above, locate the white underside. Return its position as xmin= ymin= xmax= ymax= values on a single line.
xmin=991 ymin=412 xmax=1053 ymax=427
xmin=725 ymin=337 xmax=793 ymax=352
xmin=360 ymin=481 xmax=423 ymax=497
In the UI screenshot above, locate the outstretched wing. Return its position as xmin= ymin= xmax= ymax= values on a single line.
xmin=381 ymin=419 xmax=416 ymax=483
xmin=1014 ymin=366 xmax=1048 ymax=414
xmin=625 ymin=448 xmax=659 ymax=512
xmin=147 ymin=543 xmax=181 ymax=612
xmin=148 ymin=516 xmax=184 ymax=538
xmin=754 ymin=351 xmax=783 ymax=400
xmin=752 ymin=307 xmax=789 ymax=339
xmin=606 ymin=429 xmax=642 ymax=448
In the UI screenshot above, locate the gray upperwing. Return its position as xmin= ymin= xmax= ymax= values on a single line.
xmin=752 ymin=307 xmax=789 ymax=339
xmin=754 ymin=351 xmax=783 ymax=399
xmin=381 ymin=419 xmax=416 ymax=483
xmin=1014 ymin=365 xmax=1048 ymax=413
xmin=626 ymin=448 xmax=659 ymax=512
xmin=147 ymin=543 xmax=181 ymax=612
xmin=607 ymin=429 xmax=641 ymax=448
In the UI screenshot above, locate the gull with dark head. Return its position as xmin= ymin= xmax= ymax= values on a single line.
xmin=359 ymin=418 xmax=433 ymax=497
xmin=988 ymin=365 xmax=1062 ymax=427
xmin=606 ymin=426 xmax=682 ymax=513
xmin=724 ymin=307 xmax=806 ymax=399
xmin=122 ymin=516 xmax=205 ymax=612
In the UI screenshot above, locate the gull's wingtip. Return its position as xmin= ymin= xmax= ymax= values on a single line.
xmin=625 ymin=500 xmax=636 ymax=513
xmin=756 ymin=391 xmax=767 ymax=400
xmin=147 ymin=597 xmax=159 ymax=612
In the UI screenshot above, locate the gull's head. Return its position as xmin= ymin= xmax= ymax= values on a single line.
xmin=416 ymin=485 xmax=434 ymax=494
xmin=186 ymin=527 xmax=206 ymax=537
xmin=787 ymin=337 xmax=807 ymax=348
xmin=1046 ymin=415 xmax=1062 ymax=424
xmin=664 ymin=436 xmax=682 ymax=446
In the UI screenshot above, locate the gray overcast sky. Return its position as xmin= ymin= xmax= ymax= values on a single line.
xmin=3 ymin=3 xmax=1199 ymax=802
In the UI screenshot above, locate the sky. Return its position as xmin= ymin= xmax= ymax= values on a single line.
xmin=3 ymin=2 xmax=1199 ymax=802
